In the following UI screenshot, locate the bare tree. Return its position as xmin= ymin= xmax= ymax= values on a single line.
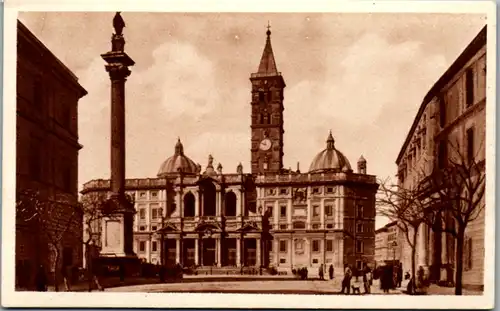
xmin=376 ymin=177 xmax=428 ymax=292
xmin=16 ymin=188 xmax=81 ymax=292
xmin=425 ymin=139 xmax=486 ymax=295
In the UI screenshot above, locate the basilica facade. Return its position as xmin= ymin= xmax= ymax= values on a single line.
xmin=81 ymin=28 xmax=378 ymax=274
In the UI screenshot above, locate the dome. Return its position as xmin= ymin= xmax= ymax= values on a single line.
xmin=309 ymin=132 xmax=352 ymax=173
xmin=157 ymin=138 xmax=198 ymax=177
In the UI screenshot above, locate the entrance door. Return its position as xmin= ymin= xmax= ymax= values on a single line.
xmin=225 ymin=239 xmax=237 ymax=266
xmin=244 ymin=239 xmax=256 ymax=266
xmin=202 ymin=238 xmax=216 ymax=266
xmin=165 ymin=240 xmax=176 ymax=266
xmin=183 ymin=239 xmax=195 ymax=267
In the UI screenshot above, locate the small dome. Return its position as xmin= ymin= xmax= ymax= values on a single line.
xmin=309 ymin=132 xmax=352 ymax=173
xmin=157 ymin=138 xmax=198 ymax=177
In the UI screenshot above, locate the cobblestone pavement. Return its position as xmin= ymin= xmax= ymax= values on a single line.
xmin=105 ymin=278 xmax=406 ymax=295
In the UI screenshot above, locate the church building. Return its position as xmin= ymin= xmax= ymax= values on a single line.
xmin=81 ymin=27 xmax=378 ymax=274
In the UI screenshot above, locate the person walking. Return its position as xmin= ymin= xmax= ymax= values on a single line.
xmin=396 ymin=263 xmax=403 ymax=288
xmin=363 ymin=267 xmax=371 ymax=294
xmin=35 ymin=265 xmax=48 ymax=292
xmin=381 ymin=265 xmax=392 ymax=294
xmin=318 ymin=264 xmax=324 ymax=280
xmin=329 ymin=264 xmax=334 ymax=280
xmin=341 ymin=265 xmax=352 ymax=294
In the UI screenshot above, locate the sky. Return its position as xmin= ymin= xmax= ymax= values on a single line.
xmin=18 ymin=12 xmax=486 ymax=229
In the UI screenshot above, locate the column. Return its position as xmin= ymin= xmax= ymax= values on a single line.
xmin=256 ymin=238 xmax=261 ymax=267
xmin=236 ymin=238 xmax=241 ymax=267
xmin=321 ymin=239 xmax=325 ymax=265
xmin=306 ymin=192 xmax=311 ymax=229
xmin=320 ymin=200 xmax=325 ymax=229
xmin=287 ymin=199 xmax=292 ymax=229
xmin=273 ymin=239 xmax=279 ymax=266
xmin=289 ymin=238 xmax=293 ymax=268
xmin=307 ymin=238 xmax=311 ymax=266
xmin=217 ymin=238 xmax=222 ymax=267
xmin=216 ymin=191 xmax=220 ymax=216
xmin=274 ymin=201 xmax=279 ymax=228
xmin=175 ymin=239 xmax=180 ymax=264
xmin=194 ymin=190 xmax=200 ymax=217
xmin=194 ymin=238 xmax=199 ymax=265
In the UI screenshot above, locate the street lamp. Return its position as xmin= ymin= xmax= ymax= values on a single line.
xmin=391 ymin=241 xmax=398 ymax=265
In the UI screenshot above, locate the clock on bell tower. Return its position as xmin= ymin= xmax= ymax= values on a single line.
xmin=250 ymin=26 xmax=286 ymax=175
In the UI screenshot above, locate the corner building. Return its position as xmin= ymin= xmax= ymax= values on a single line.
xmin=82 ymin=29 xmax=378 ymax=274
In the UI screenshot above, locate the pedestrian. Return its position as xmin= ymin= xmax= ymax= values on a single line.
xmin=35 ymin=265 xmax=48 ymax=292
xmin=62 ymin=265 xmax=71 ymax=291
xmin=318 ymin=264 xmax=324 ymax=280
xmin=329 ymin=264 xmax=334 ymax=280
xmin=396 ymin=263 xmax=403 ymax=288
xmin=362 ymin=268 xmax=370 ymax=294
xmin=341 ymin=264 xmax=352 ymax=294
xmin=381 ymin=265 xmax=392 ymax=293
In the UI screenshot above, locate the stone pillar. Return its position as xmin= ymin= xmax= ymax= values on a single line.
xmin=307 ymin=238 xmax=311 ymax=266
xmin=194 ymin=238 xmax=199 ymax=265
xmin=256 ymin=238 xmax=261 ymax=267
xmin=236 ymin=238 xmax=241 ymax=267
xmin=287 ymin=199 xmax=292 ymax=229
xmin=274 ymin=239 xmax=279 ymax=266
xmin=217 ymin=238 xmax=222 ymax=267
xmin=289 ymin=238 xmax=293 ymax=268
xmin=195 ymin=189 xmax=200 ymax=217
xmin=320 ymin=200 xmax=325 ymax=229
xmin=100 ymin=12 xmax=136 ymax=258
xmin=175 ymin=239 xmax=180 ymax=264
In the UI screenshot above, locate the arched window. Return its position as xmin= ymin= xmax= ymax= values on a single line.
xmin=184 ymin=192 xmax=195 ymax=217
xmin=225 ymin=191 xmax=237 ymax=217
xmin=201 ymin=181 xmax=216 ymax=216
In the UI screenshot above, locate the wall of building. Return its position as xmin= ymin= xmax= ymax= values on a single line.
xmin=395 ymin=28 xmax=486 ymax=289
xmin=16 ymin=21 xmax=86 ymax=288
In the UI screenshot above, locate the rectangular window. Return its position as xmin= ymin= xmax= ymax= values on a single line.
xmin=139 ymin=226 xmax=146 ymax=231
xmin=267 ymin=206 xmax=273 ymax=217
xmin=139 ymin=192 xmax=146 ymax=199
xmin=139 ymin=241 xmax=145 ymax=252
xmin=356 ymin=260 xmax=363 ymax=271
xmin=312 ymin=240 xmax=320 ymax=252
xmin=356 ymin=205 xmax=364 ymax=218
xmin=439 ymin=95 xmax=446 ymax=127
xmin=325 ymin=205 xmax=333 ymax=216
xmin=29 ymin=138 xmax=42 ymax=181
xmin=356 ymin=240 xmax=363 ymax=253
xmin=312 ymin=258 xmax=319 ymax=264
xmin=280 ymin=205 xmax=287 ymax=217
xmin=467 ymin=127 xmax=474 ymax=163
xmin=466 ymin=68 xmax=474 ymax=108
xmin=326 ymin=240 xmax=333 ymax=252
xmin=438 ymin=141 xmax=448 ymax=169
xmin=279 ymin=241 xmax=287 ymax=252
xmin=151 ymin=226 xmax=157 ymax=231
xmin=312 ymin=224 xmax=320 ymax=229
xmin=280 ymin=224 xmax=288 ymax=230
xmin=326 ymin=187 xmax=334 ymax=194
xmin=357 ymin=223 xmax=363 ymax=233
xmin=151 ymin=191 xmax=158 ymax=198
xmin=279 ymin=258 xmax=286 ymax=264
xmin=139 ymin=209 xmax=146 ymax=220
xmin=152 ymin=241 xmax=157 ymax=252
xmin=312 ymin=187 xmax=320 ymax=194
xmin=313 ymin=205 xmax=320 ymax=217
xmin=326 ymin=223 xmax=334 ymax=229
xmin=280 ymin=188 xmax=288 ymax=195
xmin=151 ymin=207 xmax=162 ymax=220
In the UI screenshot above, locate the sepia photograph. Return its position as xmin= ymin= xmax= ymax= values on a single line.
xmin=2 ymin=0 xmax=496 ymax=309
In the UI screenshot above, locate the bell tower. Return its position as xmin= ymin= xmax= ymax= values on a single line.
xmin=250 ymin=24 xmax=286 ymax=175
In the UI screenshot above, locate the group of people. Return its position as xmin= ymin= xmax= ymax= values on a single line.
xmin=341 ymin=264 xmax=373 ymax=295
xmin=379 ymin=262 xmax=403 ymax=293
xmin=317 ymin=264 xmax=335 ymax=280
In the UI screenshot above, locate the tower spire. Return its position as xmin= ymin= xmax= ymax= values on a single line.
xmin=256 ymin=21 xmax=278 ymax=75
